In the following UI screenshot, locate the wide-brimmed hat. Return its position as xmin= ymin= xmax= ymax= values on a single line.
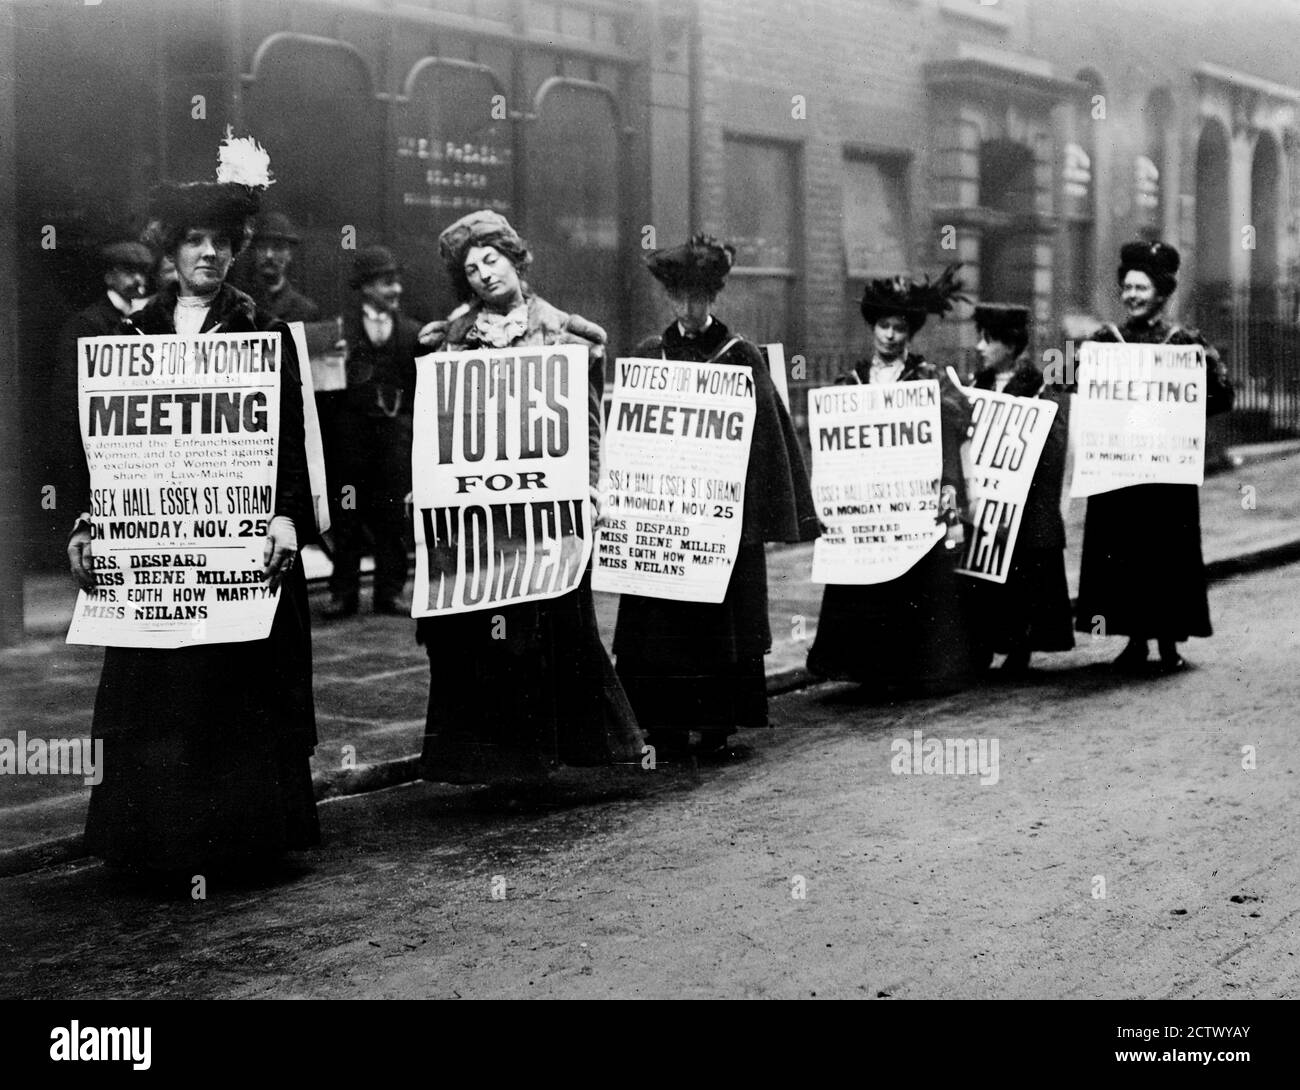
xmin=644 ymin=233 xmax=735 ymax=296
xmin=1117 ymin=239 xmax=1180 ymax=295
xmin=148 ymin=129 xmax=274 ymax=256
xmin=148 ymin=182 xmax=260 ymax=254
xmin=973 ymin=302 xmax=1030 ymax=349
xmin=251 ymin=211 xmax=300 ymax=245
xmin=98 ymin=240 xmax=154 ymax=274
xmin=859 ymin=264 xmax=967 ymax=334
xmin=350 ymin=245 xmax=401 ymax=289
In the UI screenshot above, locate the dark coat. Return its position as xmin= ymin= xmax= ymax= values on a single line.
xmin=968 ymin=361 xmax=1074 ymax=653
xmin=83 ymin=282 xmax=319 ymax=870
xmin=317 ymin=305 xmax=421 ymax=599
xmin=416 ymin=293 xmax=642 ymax=783
xmin=630 ymin=319 xmax=820 ymax=546
xmin=56 ymin=296 xmax=142 ymax=514
xmin=1074 ymin=317 xmax=1233 ymax=640
xmin=251 ymin=279 xmax=321 ymax=324
xmin=612 ymin=318 xmax=818 ymax=732
xmin=336 ymin=306 xmax=422 ymax=417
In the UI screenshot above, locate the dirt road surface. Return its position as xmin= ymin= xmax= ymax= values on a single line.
xmin=1 ymin=560 xmax=1297 ymax=1000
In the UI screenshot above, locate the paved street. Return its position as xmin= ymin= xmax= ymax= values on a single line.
xmin=3 ymin=446 xmax=1297 ymax=853
xmin=0 ymin=556 xmax=1297 ymax=999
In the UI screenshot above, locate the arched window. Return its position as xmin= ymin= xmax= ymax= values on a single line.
xmin=526 ymin=79 xmax=624 ymax=350
xmin=243 ymin=34 xmax=384 ymax=316
xmin=979 ymin=137 xmax=1036 ymax=306
xmin=1193 ymin=119 xmax=1232 ymax=314
xmin=1249 ymin=130 xmax=1281 ymax=315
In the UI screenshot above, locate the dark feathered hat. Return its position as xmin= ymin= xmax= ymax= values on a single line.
xmin=437 ymin=210 xmax=532 ymax=302
xmin=973 ymin=302 xmax=1031 ymax=353
xmin=644 ymin=233 xmax=736 ymax=296
xmin=148 ymin=129 xmax=274 ymax=256
xmin=1117 ymin=239 xmax=1180 ymax=296
xmin=148 ymin=183 xmax=260 ymax=255
xmin=859 ymin=264 xmax=967 ymax=334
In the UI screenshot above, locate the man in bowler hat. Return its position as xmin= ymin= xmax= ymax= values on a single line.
xmin=319 ymin=245 xmax=421 ymax=617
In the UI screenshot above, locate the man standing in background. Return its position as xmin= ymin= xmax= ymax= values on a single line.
xmin=242 ymin=212 xmax=320 ymax=324
xmin=319 ymin=245 xmax=419 ymax=618
xmin=54 ymin=240 xmax=155 ymax=528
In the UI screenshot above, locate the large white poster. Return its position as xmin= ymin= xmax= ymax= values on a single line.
xmin=66 ymin=332 xmax=282 ymax=648
xmin=1070 ymin=341 xmax=1206 ymax=498
xmin=412 ymin=345 xmax=592 ymax=617
xmin=593 ymin=357 xmax=755 ymax=603
xmin=809 ymin=379 xmax=944 ymax=585
xmin=287 ymin=321 xmax=331 ymax=535
xmin=956 ymin=386 xmax=1058 ymax=584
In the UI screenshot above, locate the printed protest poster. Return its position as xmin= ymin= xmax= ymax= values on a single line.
xmin=66 ymin=332 xmax=283 ymax=648
xmin=955 ymin=385 xmax=1058 ymax=583
xmin=593 ymin=357 xmax=756 ymax=603
xmin=762 ymin=343 xmax=790 ymax=411
xmin=1070 ymin=341 xmax=1206 ymax=498
xmin=287 ymin=322 xmax=331 ymax=534
xmin=808 ymin=379 xmax=944 ymax=584
xmin=412 ymin=345 xmax=592 ymax=616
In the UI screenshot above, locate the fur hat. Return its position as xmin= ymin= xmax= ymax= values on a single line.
xmin=859 ymin=264 xmax=967 ymax=334
xmin=437 ymin=210 xmax=532 ymax=302
xmin=644 ymin=233 xmax=736 ymax=296
xmin=350 ymin=245 xmax=401 ymax=289
xmin=1117 ymin=240 xmax=1180 ymax=296
xmin=973 ymin=302 xmax=1031 ymax=354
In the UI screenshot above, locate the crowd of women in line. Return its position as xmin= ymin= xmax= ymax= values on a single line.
xmin=65 ymin=145 xmax=1232 ymax=887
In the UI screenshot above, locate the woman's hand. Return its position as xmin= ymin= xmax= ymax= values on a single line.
xmin=937 ymin=484 xmax=959 ymax=522
xmin=937 ymin=484 xmax=965 ymax=550
xmin=263 ymin=515 xmax=298 ymax=591
xmin=589 ymin=488 xmax=608 ymax=530
xmin=417 ymin=320 xmax=449 ymax=348
xmin=67 ymin=526 xmax=96 ymax=592
xmin=565 ymin=313 xmax=608 ymax=346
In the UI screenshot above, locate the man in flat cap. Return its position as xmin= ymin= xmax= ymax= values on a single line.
xmin=319 ymin=245 xmax=421 ymax=617
xmin=241 ymin=211 xmax=320 ymax=324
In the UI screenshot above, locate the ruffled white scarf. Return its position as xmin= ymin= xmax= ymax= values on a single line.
xmin=468 ymin=302 xmax=529 ymax=348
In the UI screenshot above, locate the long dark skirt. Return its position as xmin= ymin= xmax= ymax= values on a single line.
xmin=967 ymin=546 xmax=1075 ymax=654
xmin=84 ymin=566 xmax=319 ymax=872
xmin=417 ymin=571 xmax=642 ymax=785
xmin=613 ymin=543 xmax=770 ymax=732
xmin=807 ymin=539 xmax=975 ymax=694
xmin=1075 ymin=483 xmax=1211 ymax=640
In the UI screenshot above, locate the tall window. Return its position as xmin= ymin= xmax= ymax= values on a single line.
xmin=723 ymin=136 xmax=799 ymax=347
xmin=841 ymin=150 xmax=910 ymax=349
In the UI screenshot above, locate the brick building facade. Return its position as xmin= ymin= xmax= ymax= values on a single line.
xmin=3 ymin=0 xmax=1299 ymax=632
